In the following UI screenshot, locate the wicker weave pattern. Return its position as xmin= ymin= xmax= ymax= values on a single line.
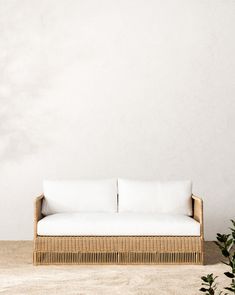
xmin=33 ymin=194 xmax=204 ymax=265
xmin=34 ymin=251 xmax=203 ymax=265
xmin=35 ymin=236 xmax=202 ymax=252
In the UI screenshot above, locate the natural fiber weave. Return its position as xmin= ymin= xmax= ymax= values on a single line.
xmin=33 ymin=195 xmax=204 ymax=265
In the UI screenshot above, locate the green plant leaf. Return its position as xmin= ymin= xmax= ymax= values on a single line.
xmin=222 ymin=249 xmax=230 ymax=257
xmin=201 ymin=276 xmax=209 ymax=282
xmin=217 ymin=234 xmax=230 ymax=243
xmin=224 ymin=272 xmax=235 ymax=278
xmin=232 ymin=231 xmax=235 ymax=239
xmin=226 ymin=238 xmax=233 ymax=248
xmin=224 ymin=287 xmax=235 ymax=292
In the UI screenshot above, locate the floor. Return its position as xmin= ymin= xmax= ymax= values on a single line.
xmin=0 ymin=241 xmax=230 ymax=295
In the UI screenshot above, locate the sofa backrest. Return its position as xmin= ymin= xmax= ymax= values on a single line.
xmin=118 ymin=179 xmax=192 ymax=215
xmin=42 ymin=179 xmax=117 ymax=215
xmin=41 ymin=179 xmax=193 ymax=216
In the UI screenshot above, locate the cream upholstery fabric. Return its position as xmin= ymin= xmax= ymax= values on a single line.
xmin=37 ymin=213 xmax=200 ymax=236
xmin=42 ymin=179 xmax=117 ymax=215
xmin=118 ymin=179 xmax=192 ymax=215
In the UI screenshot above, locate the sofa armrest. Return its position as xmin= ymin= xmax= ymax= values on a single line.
xmin=34 ymin=195 xmax=44 ymax=238
xmin=192 ymin=195 xmax=204 ymax=237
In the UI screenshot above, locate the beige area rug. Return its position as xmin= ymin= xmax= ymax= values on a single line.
xmin=0 ymin=241 xmax=230 ymax=295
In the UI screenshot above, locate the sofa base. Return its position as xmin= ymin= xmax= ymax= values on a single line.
xmin=33 ymin=236 xmax=204 ymax=265
xmin=34 ymin=251 xmax=203 ymax=265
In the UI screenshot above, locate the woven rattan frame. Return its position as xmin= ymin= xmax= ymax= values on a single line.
xmin=33 ymin=195 xmax=204 ymax=265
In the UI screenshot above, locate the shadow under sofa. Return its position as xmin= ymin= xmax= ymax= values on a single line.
xmin=33 ymin=179 xmax=204 ymax=265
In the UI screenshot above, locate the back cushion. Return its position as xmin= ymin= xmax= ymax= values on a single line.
xmin=42 ymin=179 xmax=117 ymax=215
xmin=118 ymin=179 xmax=192 ymax=215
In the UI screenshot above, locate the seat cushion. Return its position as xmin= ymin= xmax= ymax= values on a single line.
xmin=37 ymin=213 xmax=200 ymax=236
xmin=118 ymin=179 xmax=192 ymax=215
xmin=41 ymin=179 xmax=117 ymax=215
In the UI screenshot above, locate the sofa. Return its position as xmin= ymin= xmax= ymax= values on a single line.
xmin=33 ymin=179 xmax=204 ymax=265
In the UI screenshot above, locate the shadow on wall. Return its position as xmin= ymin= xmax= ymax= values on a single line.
xmin=0 ymin=62 xmax=47 ymax=162
xmin=0 ymin=9 xmax=56 ymax=164
xmin=0 ymin=96 xmax=44 ymax=162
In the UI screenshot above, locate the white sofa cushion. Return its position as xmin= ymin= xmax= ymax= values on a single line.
xmin=118 ymin=179 xmax=192 ymax=215
xmin=37 ymin=212 xmax=200 ymax=236
xmin=41 ymin=179 xmax=117 ymax=215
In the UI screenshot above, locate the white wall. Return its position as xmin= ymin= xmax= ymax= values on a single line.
xmin=0 ymin=0 xmax=234 ymax=240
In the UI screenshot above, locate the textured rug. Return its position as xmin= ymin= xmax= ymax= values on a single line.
xmin=0 ymin=241 xmax=229 ymax=295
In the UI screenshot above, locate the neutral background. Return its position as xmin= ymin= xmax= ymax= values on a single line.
xmin=0 ymin=0 xmax=234 ymax=240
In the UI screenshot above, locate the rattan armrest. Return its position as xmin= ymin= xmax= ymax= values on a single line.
xmin=192 ymin=194 xmax=204 ymax=237
xmin=34 ymin=195 xmax=44 ymax=238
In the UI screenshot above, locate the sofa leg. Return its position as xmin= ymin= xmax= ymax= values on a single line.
xmin=33 ymin=252 xmax=38 ymax=266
